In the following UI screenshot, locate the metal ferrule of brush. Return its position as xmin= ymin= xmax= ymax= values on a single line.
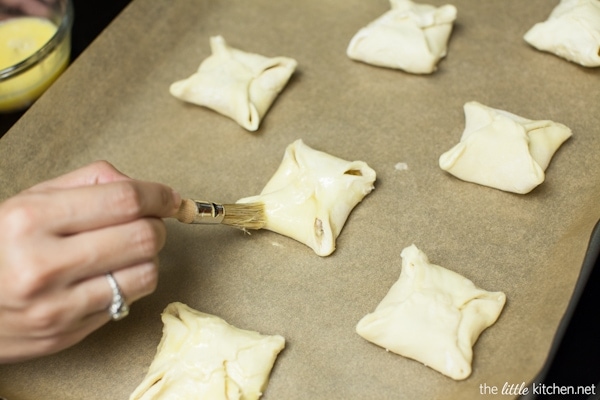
xmin=192 ymin=201 xmax=225 ymax=224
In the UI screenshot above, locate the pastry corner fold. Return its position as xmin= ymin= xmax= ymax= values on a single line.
xmin=170 ymin=35 xmax=297 ymax=131
xmin=347 ymin=0 xmax=457 ymax=74
xmin=523 ymin=0 xmax=600 ymax=67
xmin=129 ymin=302 xmax=285 ymax=400
xmin=356 ymin=244 xmax=506 ymax=380
xmin=439 ymin=101 xmax=572 ymax=194
xmin=237 ymin=139 xmax=376 ymax=256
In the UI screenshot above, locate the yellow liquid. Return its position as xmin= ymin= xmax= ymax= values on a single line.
xmin=0 ymin=17 xmax=70 ymax=113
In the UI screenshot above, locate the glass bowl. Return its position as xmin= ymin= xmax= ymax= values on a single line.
xmin=0 ymin=0 xmax=73 ymax=113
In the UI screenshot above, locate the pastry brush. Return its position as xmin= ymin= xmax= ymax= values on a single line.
xmin=173 ymin=199 xmax=266 ymax=230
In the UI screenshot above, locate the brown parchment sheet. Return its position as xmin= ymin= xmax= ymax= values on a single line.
xmin=1 ymin=0 xmax=599 ymax=399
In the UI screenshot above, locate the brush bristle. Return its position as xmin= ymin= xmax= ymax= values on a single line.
xmin=222 ymin=202 xmax=266 ymax=230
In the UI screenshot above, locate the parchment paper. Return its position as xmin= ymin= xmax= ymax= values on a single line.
xmin=1 ymin=0 xmax=599 ymax=399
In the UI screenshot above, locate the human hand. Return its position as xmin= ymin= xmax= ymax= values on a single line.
xmin=0 ymin=161 xmax=181 ymax=363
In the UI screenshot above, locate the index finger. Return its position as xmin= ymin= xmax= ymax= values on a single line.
xmin=26 ymin=161 xmax=131 ymax=193
xmin=28 ymin=179 xmax=181 ymax=235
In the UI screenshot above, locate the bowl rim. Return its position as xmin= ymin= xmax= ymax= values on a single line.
xmin=0 ymin=0 xmax=74 ymax=81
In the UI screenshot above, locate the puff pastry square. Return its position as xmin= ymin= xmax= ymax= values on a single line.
xmin=129 ymin=302 xmax=285 ymax=400
xmin=439 ymin=101 xmax=572 ymax=194
xmin=346 ymin=0 xmax=457 ymax=74
xmin=524 ymin=0 xmax=600 ymax=67
xmin=356 ymin=245 xmax=506 ymax=380
xmin=237 ymin=139 xmax=376 ymax=257
xmin=170 ymin=35 xmax=297 ymax=131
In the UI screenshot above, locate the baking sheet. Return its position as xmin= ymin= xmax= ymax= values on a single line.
xmin=1 ymin=0 xmax=599 ymax=399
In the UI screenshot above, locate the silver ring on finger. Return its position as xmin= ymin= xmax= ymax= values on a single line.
xmin=105 ymin=272 xmax=130 ymax=321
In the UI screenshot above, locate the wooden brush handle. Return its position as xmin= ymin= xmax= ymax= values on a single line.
xmin=174 ymin=198 xmax=200 ymax=223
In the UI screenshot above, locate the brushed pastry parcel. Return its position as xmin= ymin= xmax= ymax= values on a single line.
xmin=346 ymin=0 xmax=457 ymax=74
xmin=170 ymin=35 xmax=297 ymax=131
xmin=129 ymin=302 xmax=285 ymax=400
xmin=524 ymin=0 xmax=600 ymax=67
xmin=356 ymin=245 xmax=506 ymax=380
xmin=439 ymin=101 xmax=572 ymax=194
xmin=237 ymin=139 xmax=376 ymax=257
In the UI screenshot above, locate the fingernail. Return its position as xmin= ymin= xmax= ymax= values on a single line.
xmin=171 ymin=189 xmax=181 ymax=207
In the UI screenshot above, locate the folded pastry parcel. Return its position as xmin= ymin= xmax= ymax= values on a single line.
xmin=129 ymin=302 xmax=285 ymax=400
xmin=237 ymin=139 xmax=376 ymax=257
xmin=439 ymin=101 xmax=572 ymax=194
xmin=356 ymin=245 xmax=506 ymax=380
xmin=524 ymin=0 xmax=600 ymax=67
xmin=170 ymin=35 xmax=297 ymax=131
xmin=347 ymin=0 xmax=457 ymax=74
